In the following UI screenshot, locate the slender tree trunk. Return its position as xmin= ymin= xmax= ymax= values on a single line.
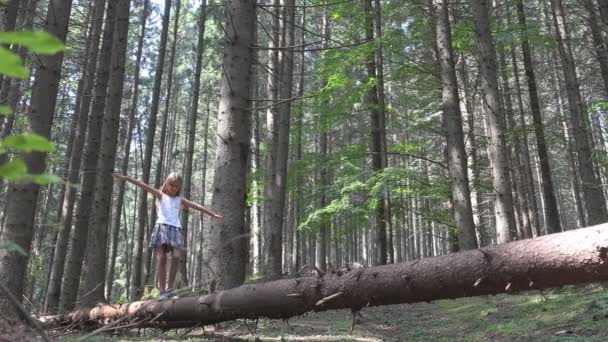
xmin=459 ymin=55 xmax=488 ymax=246
xmin=585 ymin=0 xmax=608 ymax=97
xmin=207 ymin=0 xmax=257 ymax=291
xmin=43 ymin=7 xmax=92 ymax=304
xmin=597 ymin=0 xmax=608 ymax=29
xmin=60 ymin=0 xmax=117 ymax=312
xmin=0 ymin=0 xmax=73 ymax=318
xmin=182 ymin=0 xmax=207 ymax=287
xmin=516 ymin=0 xmax=562 ymax=234
xmin=150 ymin=0 xmax=181 ymax=288
xmin=470 ymin=0 xmax=517 ymax=243
xmin=278 ymin=0 xmax=296 ymax=275
xmin=45 ymin=0 xmax=106 ymax=314
xmin=132 ymin=0 xmax=172 ymax=299
xmin=106 ymin=0 xmax=149 ymax=302
xmin=195 ymin=102 xmax=210 ymax=290
xmin=315 ymin=10 xmax=331 ymax=272
xmin=79 ymin=0 xmax=131 ymax=308
xmin=551 ymin=0 xmax=608 ymax=225
xmin=497 ymin=44 xmax=531 ymax=239
xmin=373 ymin=0 xmax=393 ymax=263
xmin=432 ymin=0 xmax=477 ymax=250
xmin=363 ymin=0 xmax=388 ymax=265
xmin=509 ymin=46 xmax=538 ymax=237
xmin=262 ymin=0 xmax=283 ymax=280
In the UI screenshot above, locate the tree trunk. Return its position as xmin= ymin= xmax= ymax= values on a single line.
xmin=363 ymin=0 xmax=388 ymax=265
xmin=432 ymin=0 xmax=477 ymax=250
xmin=150 ymin=0 xmax=181 ymax=288
xmin=132 ymin=0 xmax=172 ymax=299
xmin=195 ymin=102 xmax=211 ymax=290
xmin=470 ymin=0 xmax=517 ymax=243
xmin=43 ymin=7 xmax=91 ymax=302
xmin=515 ymin=0 xmax=562 ymax=234
xmin=597 ymin=0 xmax=608 ymax=29
xmin=45 ymin=0 xmax=106 ymax=314
xmin=315 ymin=10 xmax=331 ymax=272
xmin=207 ymin=0 xmax=257 ymax=291
xmin=60 ymin=0 xmax=117 ymax=313
xmin=459 ymin=54 xmax=488 ymax=246
xmin=551 ymin=0 xmax=608 ymax=225
xmin=48 ymin=223 xmax=608 ymax=329
xmin=79 ymin=0 xmax=131 ymax=309
xmin=585 ymin=0 xmax=608 ymax=98
xmin=497 ymin=43 xmax=531 ymax=239
xmin=182 ymin=0 xmax=207 ymax=287
xmin=509 ymin=46 xmax=539 ymax=237
xmin=106 ymin=0 xmax=149 ymax=302
xmin=0 ymin=0 xmax=73 ymax=318
xmin=262 ymin=0 xmax=283 ymax=280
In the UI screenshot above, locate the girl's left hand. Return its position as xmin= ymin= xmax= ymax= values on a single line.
xmin=215 ymin=215 xmax=224 ymax=222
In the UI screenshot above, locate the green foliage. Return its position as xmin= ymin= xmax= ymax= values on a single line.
xmin=0 ymin=159 xmax=27 ymax=180
xmin=0 ymin=31 xmax=65 ymax=54
xmin=0 ymin=30 xmax=64 ymax=185
xmin=0 ymin=47 xmax=29 ymax=78
xmin=0 ymin=241 xmax=28 ymax=256
xmin=2 ymin=133 xmax=56 ymax=153
xmin=0 ymin=104 xmax=13 ymax=115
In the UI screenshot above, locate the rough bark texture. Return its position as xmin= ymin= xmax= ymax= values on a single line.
xmin=364 ymin=0 xmax=388 ymax=265
xmin=132 ymin=0 xmax=171 ymax=299
xmin=207 ymin=0 xmax=257 ymax=291
xmin=181 ymin=0 xmax=207 ymax=288
xmin=47 ymin=223 xmax=608 ymax=329
xmin=516 ymin=0 xmax=562 ymax=234
xmin=0 ymin=0 xmax=73 ymax=318
xmin=586 ymin=0 xmax=608 ymax=98
xmin=60 ymin=0 xmax=117 ymax=313
xmin=598 ymin=0 xmax=608 ymax=28
xmin=499 ymin=47 xmax=531 ymax=239
xmin=106 ymin=0 xmax=150 ymax=301
xmin=45 ymin=0 xmax=107 ymax=314
xmin=551 ymin=0 xmax=608 ymax=225
xmin=470 ymin=0 xmax=517 ymax=243
xmin=432 ymin=0 xmax=478 ymax=250
xmin=79 ymin=0 xmax=131 ymax=308
xmin=262 ymin=0 xmax=283 ymax=280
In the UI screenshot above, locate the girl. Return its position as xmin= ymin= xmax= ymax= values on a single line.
xmin=113 ymin=172 xmax=223 ymax=298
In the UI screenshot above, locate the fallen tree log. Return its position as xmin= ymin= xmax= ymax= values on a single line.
xmin=43 ymin=223 xmax=608 ymax=330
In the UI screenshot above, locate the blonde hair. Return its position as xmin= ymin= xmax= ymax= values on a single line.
xmin=160 ymin=172 xmax=182 ymax=196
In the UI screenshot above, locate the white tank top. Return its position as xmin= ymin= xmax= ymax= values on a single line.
xmin=156 ymin=194 xmax=182 ymax=228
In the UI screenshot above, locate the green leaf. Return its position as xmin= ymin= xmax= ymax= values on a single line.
xmin=0 ymin=159 xmax=27 ymax=180
xmin=0 ymin=105 xmax=12 ymax=115
xmin=22 ymin=173 xmax=62 ymax=185
xmin=0 ymin=241 xmax=28 ymax=256
xmin=0 ymin=31 xmax=64 ymax=54
xmin=3 ymin=133 xmax=56 ymax=152
xmin=0 ymin=47 xmax=28 ymax=79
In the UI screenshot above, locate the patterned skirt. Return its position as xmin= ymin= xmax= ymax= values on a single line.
xmin=149 ymin=223 xmax=185 ymax=250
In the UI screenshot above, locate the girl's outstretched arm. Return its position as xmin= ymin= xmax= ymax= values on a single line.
xmin=113 ymin=173 xmax=163 ymax=199
xmin=181 ymin=198 xmax=224 ymax=220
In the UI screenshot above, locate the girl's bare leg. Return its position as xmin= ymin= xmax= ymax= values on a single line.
xmin=157 ymin=247 xmax=167 ymax=291
xmin=168 ymin=249 xmax=183 ymax=290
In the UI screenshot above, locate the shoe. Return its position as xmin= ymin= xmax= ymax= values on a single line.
xmin=157 ymin=288 xmax=175 ymax=300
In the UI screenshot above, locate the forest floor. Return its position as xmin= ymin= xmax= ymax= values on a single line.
xmin=54 ymin=283 xmax=608 ymax=341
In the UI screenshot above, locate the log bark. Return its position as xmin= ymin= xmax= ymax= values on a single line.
xmin=46 ymin=223 xmax=608 ymax=329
